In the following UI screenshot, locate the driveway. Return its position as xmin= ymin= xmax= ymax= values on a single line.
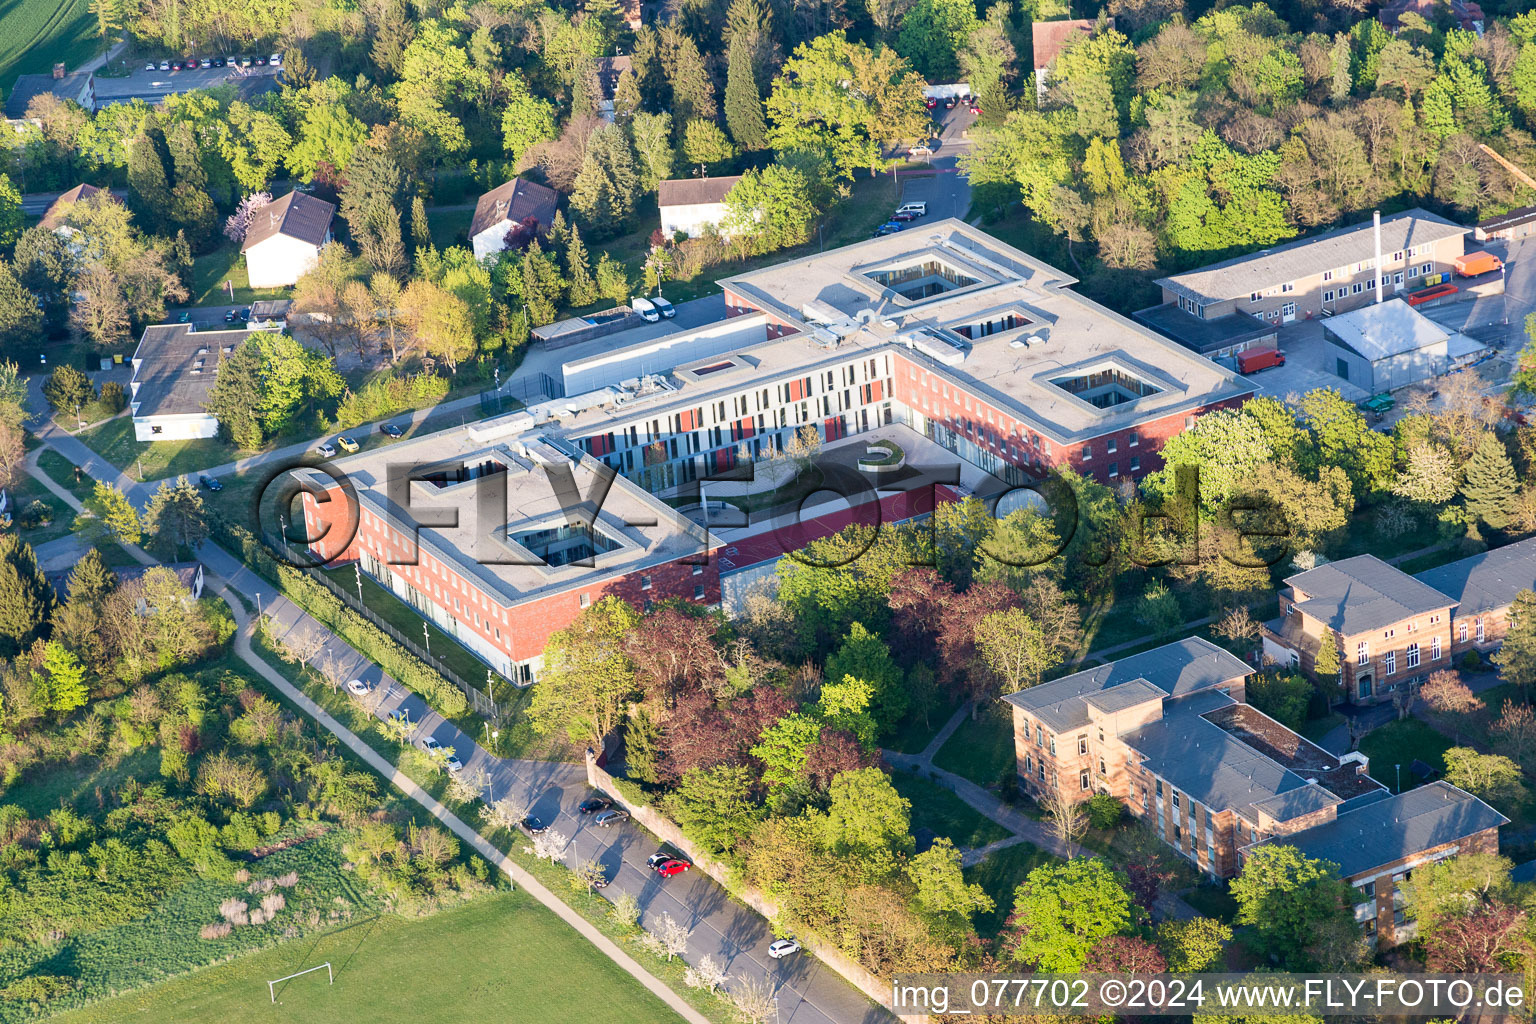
xmin=94 ymin=62 xmax=281 ymax=105
xmin=202 ymin=539 xmax=886 ymax=1024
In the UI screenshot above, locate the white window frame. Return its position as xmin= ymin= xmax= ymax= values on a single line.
xmin=1406 ymin=643 xmax=1419 ymax=669
xmin=1357 ymin=641 xmax=1370 ymax=666
xmin=1384 ymin=650 xmax=1396 ymax=675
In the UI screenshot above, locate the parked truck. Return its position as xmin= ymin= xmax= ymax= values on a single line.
xmin=1453 ymin=251 xmax=1503 ymax=277
xmin=1236 ymin=346 xmax=1286 ymax=374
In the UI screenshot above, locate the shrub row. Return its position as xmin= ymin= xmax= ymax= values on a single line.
xmin=332 ymin=371 xmax=449 ymax=431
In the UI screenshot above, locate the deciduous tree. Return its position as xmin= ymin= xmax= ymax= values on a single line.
xmin=1009 ymin=857 xmax=1132 ymax=971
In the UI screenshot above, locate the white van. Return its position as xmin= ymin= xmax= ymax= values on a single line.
xmin=895 ymin=201 xmax=927 ymax=217
xmin=631 ymin=296 xmax=660 ymax=322
xmin=652 ymin=296 xmax=676 ymax=319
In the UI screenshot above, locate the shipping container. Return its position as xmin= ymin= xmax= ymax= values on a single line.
xmin=1406 ymin=283 xmax=1459 ymax=306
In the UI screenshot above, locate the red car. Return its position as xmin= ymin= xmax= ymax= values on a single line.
xmin=655 ymin=859 xmax=690 ymax=878
xmin=924 ymin=96 xmax=938 ymax=109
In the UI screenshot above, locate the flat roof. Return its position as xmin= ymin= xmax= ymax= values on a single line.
xmin=130 ymin=325 xmax=274 ymax=418
xmin=1002 ymin=636 xmax=1250 ymax=733
xmin=1157 ymin=210 xmax=1465 ymax=304
xmin=1322 ymin=299 xmax=1448 ymax=362
xmin=1133 ymin=303 xmax=1275 ymax=355
xmin=1255 ymin=782 xmax=1508 ymax=878
xmin=324 ymin=429 xmax=711 ymax=610
xmin=712 ymin=220 xmax=1253 ymax=442
xmin=1478 ymin=206 xmax=1536 ymax=233
xmin=1284 ymin=554 xmax=1455 ymax=635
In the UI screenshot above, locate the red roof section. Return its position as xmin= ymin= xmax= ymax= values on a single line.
xmin=1031 ymin=19 xmax=1103 ymax=70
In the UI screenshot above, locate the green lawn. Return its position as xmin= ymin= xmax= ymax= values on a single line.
xmin=963 ymin=841 xmax=1060 ymax=939
xmin=1357 ymin=718 xmax=1454 ymax=791
xmin=36 ymin=448 xmax=94 ymax=502
xmin=890 ymin=769 xmax=1012 ymax=849
xmin=1181 ymin=881 xmax=1240 ymax=923
xmin=187 ymin=242 xmax=291 ymax=307
xmin=77 ymin=416 xmax=243 ymax=482
xmin=882 ymin=698 xmax=959 ymax=755
xmin=425 ymin=208 xmax=473 ymax=250
xmin=8 ymin=465 xmax=75 ymax=546
xmin=933 ymin=709 xmax=1016 ymax=788
xmin=0 ymin=0 xmax=100 ymax=85
xmin=48 ymin=889 xmax=680 ymax=1024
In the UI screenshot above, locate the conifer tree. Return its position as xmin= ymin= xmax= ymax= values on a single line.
xmin=0 ymin=535 xmax=53 ymax=657
xmin=1462 ymin=433 xmax=1519 ymax=530
xmin=725 ymin=33 xmax=768 ymax=151
xmin=1314 ymin=625 xmax=1340 ymax=685
xmin=410 ymin=195 xmax=431 ymax=252
xmin=564 ymin=225 xmax=598 ymax=307
xmin=66 ymin=548 xmax=117 ymax=607
xmin=126 ymin=125 xmax=172 ymax=221
xmin=519 ymin=239 xmax=563 ymax=326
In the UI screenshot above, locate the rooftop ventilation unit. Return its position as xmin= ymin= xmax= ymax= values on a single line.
xmin=902 ymin=328 xmax=968 ymax=366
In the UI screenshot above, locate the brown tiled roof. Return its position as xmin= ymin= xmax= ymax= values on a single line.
xmin=1031 ymin=19 xmax=1102 ymax=70
xmin=240 ymin=191 xmax=335 ymax=252
xmin=40 ymin=183 xmax=102 ymax=230
xmin=596 ymin=56 xmax=632 ymax=100
xmin=657 ymin=175 xmax=742 ymax=208
xmin=470 ymin=179 xmax=560 ymax=239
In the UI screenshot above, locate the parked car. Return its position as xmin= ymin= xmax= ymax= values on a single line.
xmin=872 ymin=222 xmax=903 ymax=237
xmin=200 ymin=58 xmax=212 ymax=67
xmin=651 ymin=295 xmax=676 ymax=319
xmin=255 ymin=56 xmax=267 ymax=66
xmin=158 ymin=60 xmax=170 ymax=70
xmin=924 ymin=95 xmax=938 ymax=109
xmin=646 ymin=852 xmax=676 ymax=869
xmin=579 ymin=797 xmax=613 ymax=814
xmin=444 ymin=751 xmax=463 ymax=773
xmin=631 ymin=296 xmax=659 ymax=322
xmin=379 ymin=422 xmax=404 ymax=438
xmin=892 ymin=210 xmax=921 ymax=222
xmin=237 ymin=307 xmax=250 ymax=319
xmin=145 ymin=62 xmax=158 ymax=71
xmin=768 ymin=939 xmax=801 ymax=959
xmin=522 ymin=815 xmax=549 ymax=835
xmin=226 ymin=55 xmax=239 ymax=67
xmin=270 ymin=53 xmax=283 ymax=66
xmin=593 ymin=809 xmax=630 ymax=827
xmin=944 ymin=96 xmax=957 ymax=108
xmin=656 ymin=859 xmax=690 ymax=878
xmin=171 ymin=61 xmax=183 ymax=71
xmin=389 ymin=707 xmax=412 ymax=729
xmin=345 ymin=678 xmax=373 ymax=697
xmin=421 ymin=735 xmax=443 ymax=754
xmin=336 ymin=435 xmax=359 ymax=453
xmin=199 ymin=474 xmax=223 ymax=491
xmin=224 ymin=309 xmax=238 ymax=322
xmin=314 ymin=442 xmax=337 ymax=458
xmin=895 ymin=202 xmax=927 ymax=217
xmin=239 ymin=55 xmax=252 ymax=67
xmin=592 ymin=870 xmax=611 ymax=889
xmin=214 ymin=57 xmax=225 ymax=67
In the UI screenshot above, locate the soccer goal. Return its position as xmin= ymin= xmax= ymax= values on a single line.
xmin=267 ymin=962 xmax=332 ymax=1003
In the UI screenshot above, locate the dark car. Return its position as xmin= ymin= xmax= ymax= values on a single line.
xmin=214 ymin=57 xmax=225 ymax=67
xmin=646 ymin=851 xmax=676 ymax=869
xmin=171 ymin=61 xmax=183 ymax=71
xmin=238 ymin=307 xmax=250 ymax=319
xmin=594 ymin=809 xmax=630 ymax=827
xmin=521 ymin=815 xmax=549 ymax=836
xmin=579 ymin=797 xmax=613 ymax=815
xmin=224 ymin=309 xmax=238 ymax=322
xmin=379 ymin=422 xmax=404 ymax=438
xmin=199 ymin=475 xmax=223 ymax=492
xmin=593 ymin=871 xmax=611 ymax=889
xmin=892 ymin=210 xmax=921 ymax=222
xmin=944 ymin=96 xmax=958 ymax=109
xmin=872 ymin=222 xmax=903 ymax=237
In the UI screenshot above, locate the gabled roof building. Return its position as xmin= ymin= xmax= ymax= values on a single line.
xmin=241 ymin=191 xmax=335 ymax=288
xmin=470 ymin=179 xmax=560 ymax=260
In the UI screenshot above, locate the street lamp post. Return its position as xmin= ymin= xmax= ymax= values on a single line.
xmin=1395 ymin=763 xmax=1401 ymax=794
xmin=423 ymin=621 xmax=431 ymax=657
xmin=354 ymin=563 xmax=363 ymax=606
xmin=255 ymin=592 xmax=262 ymax=618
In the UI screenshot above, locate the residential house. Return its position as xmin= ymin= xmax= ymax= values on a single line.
xmin=470 ymin=179 xmax=560 ymax=260
xmin=241 ymin=191 xmax=335 ymax=288
xmin=1262 ymin=541 xmax=1536 ymax=705
xmin=128 ymin=324 xmax=278 ymax=441
xmin=658 ymin=176 xmax=742 ymax=239
xmin=38 ymin=184 xmax=104 ymax=232
xmin=596 ymin=56 xmax=632 ymax=120
xmin=1004 ymin=635 xmax=1505 ymax=943
xmin=1154 ymin=209 xmax=1467 ymax=326
xmin=1379 ymin=0 xmax=1484 ymax=34
xmin=5 ymin=67 xmax=93 ymax=120
xmin=1031 ymin=20 xmax=1109 ymax=104
xmin=1475 ymin=206 xmax=1536 ymax=243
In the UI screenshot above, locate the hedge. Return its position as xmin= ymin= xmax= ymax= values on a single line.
xmin=222 ymin=523 xmax=470 ymax=720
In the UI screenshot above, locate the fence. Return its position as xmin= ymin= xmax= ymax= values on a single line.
xmin=479 ymin=372 xmax=558 ymax=417
xmin=260 ymin=529 xmax=506 ymax=720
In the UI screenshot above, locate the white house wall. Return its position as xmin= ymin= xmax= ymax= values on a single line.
xmin=246 ymin=234 xmax=325 ymax=288
xmin=472 ymin=223 xmax=514 ymax=261
xmin=134 ymin=413 xmax=219 ymax=442
xmin=660 ymin=201 xmax=732 ymax=239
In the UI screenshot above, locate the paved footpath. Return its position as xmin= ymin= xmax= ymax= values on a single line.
xmin=34 ymin=434 xmax=884 ymax=1024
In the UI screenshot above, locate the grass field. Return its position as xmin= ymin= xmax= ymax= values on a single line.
xmin=9 ymin=463 xmax=75 ymax=546
xmin=890 ymin=769 xmax=1012 ymax=849
xmin=0 ymin=0 xmax=100 ymax=86
xmin=188 ymin=243 xmax=291 ymax=306
xmin=77 ymin=416 xmax=242 ymax=481
xmin=933 ymin=709 xmax=1015 ymax=788
xmin=47 ymin=889 xmax=681 ymax=1024
xmin=1356 ymin=718 xmax=1454 ymax=791
xmin=963 ymin=841 xmax=1059 ymax=939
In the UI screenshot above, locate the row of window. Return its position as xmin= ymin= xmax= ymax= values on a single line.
xmin=1357 ymin=638 xmax=1437 ymax=669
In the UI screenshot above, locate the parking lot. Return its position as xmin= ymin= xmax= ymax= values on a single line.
xmin=93 ymin=60 xmax=281 ymax=105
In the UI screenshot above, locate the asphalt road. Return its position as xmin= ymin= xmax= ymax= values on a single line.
xmin=95 ymin=62 xmax=281 ymax=103
xmin=239 ymin=565 xmax=887 ymax=1024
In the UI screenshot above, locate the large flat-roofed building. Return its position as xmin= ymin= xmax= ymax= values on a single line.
xmin=301 ymin=222 xmax=1252 ymax=679
xmin=1004 ymin=636 xmax=1505 ymax=944
xmin=1320 ymin=298 xmax=1453 ymax=392
xmin=302 ymin=431 xmax=717 ymax=682
xmin=128 ymin=324 xmax=276 ymax=441
xmin=1154 ymin=209 xmax=1466 ymax=326
xmin=554 ymin=220 xmax=1254 ymax=493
